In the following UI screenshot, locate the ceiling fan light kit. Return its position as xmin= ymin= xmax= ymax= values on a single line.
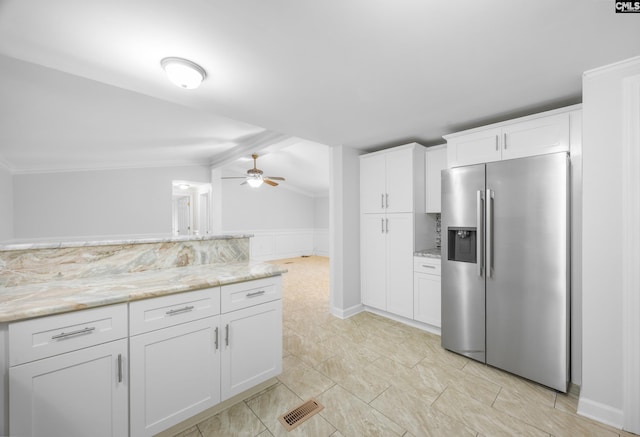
xmin=246 ymin=175 xmax=264 ymax=188
xmin=222 ymin=154 xmax=286 ymax=188
xmin=160 ymin=57 xmax=206 ymax=89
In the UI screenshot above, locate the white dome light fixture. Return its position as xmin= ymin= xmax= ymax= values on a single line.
xmin=246 ymin=174 xmax=264 ymax=188
xmin=161 ymin=57 xmax=206 ymax=89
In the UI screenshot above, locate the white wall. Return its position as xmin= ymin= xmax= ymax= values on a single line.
xmin=580 ymin=56 xmax=640 ymax=431
xmin=221 ymin=180 xmax=326 ymax=260
xmin=12 ymin=165 xmax=210 ymax=241
xmin=314 ymin=196 xmax=329 ymax=229
xmin=0 ymin=163 xmax=13 ymax=241
xmin=221 ymin=180 xmax=315 ymax=231
xmin=329 ymin=146 xmax=362 ymax=318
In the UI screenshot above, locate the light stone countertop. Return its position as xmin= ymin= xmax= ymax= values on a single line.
xmin=0 ymin=261 xmax=287 ymax=323
xmin=414 ymin=248 xmax=442 ymax=259
xmin=0 ymin=233 xmax=253 ymax=252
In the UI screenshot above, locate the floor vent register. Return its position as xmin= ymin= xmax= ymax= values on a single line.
xmin=278 ymin=398 xmax=324 ymax=431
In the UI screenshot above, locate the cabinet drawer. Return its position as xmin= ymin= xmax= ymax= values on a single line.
xmin=9 ymin=304 xmax=128 ymax=366
xmin=414 ymin=258 xmax=441 ymax=275
xmin=221 ymin=276 xmax=282 ymax=313
xmin=130 ymin=287 xmax=220 ymax=336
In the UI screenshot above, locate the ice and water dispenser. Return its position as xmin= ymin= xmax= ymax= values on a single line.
xmin=447 ymin=227 xmax=477 ymax=263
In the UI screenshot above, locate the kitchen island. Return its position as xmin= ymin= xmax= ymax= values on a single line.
xmin=0 ymin=234 xmax=287 ymax=437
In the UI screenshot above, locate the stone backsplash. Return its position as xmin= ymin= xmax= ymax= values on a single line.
xmin=0 ymin=236 xmax=250 ymax=287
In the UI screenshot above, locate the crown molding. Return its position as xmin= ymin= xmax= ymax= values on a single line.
xmin=8 ymin=159 xmax=209 ymax=175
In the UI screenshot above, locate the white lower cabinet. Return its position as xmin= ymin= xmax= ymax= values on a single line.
xmin=129 ymin=316 xmax=221 ymax=437
xmin=129 ymin=277 xmax=282 ymax=437
xmin=220 ymin=299 xmax=282 ymax=400
xmin=5 ymin=276 xmax=283 ymax=437
xmin=413 ymin=257 xmax=441 ymax=328
xmin=9 ymin=304 xmax=129 ymax=437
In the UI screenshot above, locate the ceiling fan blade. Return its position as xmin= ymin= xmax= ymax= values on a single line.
xmin=222 ymin=176 xmax=247 ymax=179
xmin=240 ymin=180 xmax=248 ymax=185
xmin=265 ymin=176 xmax=285 ymax=181
xmin=263 ymin=179 xmax=278 ymax=187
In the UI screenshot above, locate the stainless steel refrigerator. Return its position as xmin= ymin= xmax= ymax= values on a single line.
xmin=441 ymin=152 xmax=569 ymax=392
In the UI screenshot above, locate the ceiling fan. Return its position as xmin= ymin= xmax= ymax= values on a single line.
xmin=222 ymin=154 xmax=285 ymax=188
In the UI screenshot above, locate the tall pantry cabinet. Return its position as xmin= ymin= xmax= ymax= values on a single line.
xmin=360 ymin=143 xmax=429 ymax=319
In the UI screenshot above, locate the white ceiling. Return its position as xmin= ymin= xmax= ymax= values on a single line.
xmin=0 ymin=0 xmax=639 ymax=195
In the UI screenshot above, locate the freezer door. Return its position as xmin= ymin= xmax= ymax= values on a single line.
xmin=485 ymin=152 xmax=569 ymax=392
xmin=441 ymin=164 xmax=486 ymax=362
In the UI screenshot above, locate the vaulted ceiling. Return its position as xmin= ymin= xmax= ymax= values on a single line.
xmin=0 ymin=0 xmax=638 ymax=195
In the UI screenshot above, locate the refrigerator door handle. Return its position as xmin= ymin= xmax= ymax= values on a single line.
xmin=476 ymin=190 xmax=484 ymax=277
xmin=486 ymin=188 xmax=493 ymax=278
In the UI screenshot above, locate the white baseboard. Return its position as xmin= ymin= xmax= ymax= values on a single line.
xmin=330 ymin=303 xmax=365 ymax=319
xmin=577 ymin=397 xmax=624 ymax=430
xmin=364 ymin=306 xmax=442 ymax=336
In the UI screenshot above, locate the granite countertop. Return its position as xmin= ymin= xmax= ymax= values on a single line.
xmin=0 ymin=233 xmax=253 ymax=252
xmin=0 ymin=261 xmax=287 ymax=323
xmin=414 ymin=248 xmax=442 ymax=258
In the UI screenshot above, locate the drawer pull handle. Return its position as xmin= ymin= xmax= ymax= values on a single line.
xmin=214 ymin=326 xmax=219 ymax=350
xmin=165 ymin=305 xmax=195 ymax=316
xmin=51 ymin=326 xmax=96 ymax=340
xmin=246 ymin=290 xmax=266 ymax=298
xmin=422 ymin=265 xmax=436 ymax=269
xmin=117 ymin=354 xmax=123 ymax=383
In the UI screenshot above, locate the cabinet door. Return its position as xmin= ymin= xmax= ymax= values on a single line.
xmin=414 ymin=272 xmax=441 ymax=327
xmin=447 ymin=127 xmax=502 ymax=167
xmin=385 ymin=148 xmax=414 ymax=213
xmin=425 ymin=146 xmax=447 ymax=213
xmin=360 ymin=154 xmax=387 ymax=213
xmin=220 ymin=300 xmax=282 ymax=401
xmin=130 ymin=316 xmax=220 ymax=437
xmin=385 ymin=213 xmax=414 ymax=319
xmin=361 ymin=214 xmax=387 ymax=311
xmin=501 ymin=113 xmax=569 ymax=161
xmin=10 ymin=339 xmax=128 ymax=437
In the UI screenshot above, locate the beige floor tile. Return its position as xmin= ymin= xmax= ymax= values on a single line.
xmin=316 ymin=385 xmax=406 ymax=436
xmin=197 ymin=401 xmax=265 ymax=437
xmin=246 ymin=383 xmax=336 ymax=437
xmin=417 ymin=339 xmax=470 ymax=370
xmin=462 ymin=359 xmax=557 ymax=408
xmin=319 ymin=335 xmax=381 ymax=367
xmin=371 ymin=385 xmax=476 ymax=436
xmin=315 ymin=354 xmax=390 ymax=403
xmin=256 ymin=430 xmax=274 ymax=437
xmin=432 ymin=387 xmax=550 ymax=437
xmin=173 ymin=425 xmax=203 ymax=437
xmin=554 ymin=391 xmax=579 ymax=414
xmin=368 ymin=356 xmax=442 ymax=401
xmin=277 ymin=357 xmax=335 ymax=400
xmin=413 ymin=360 xmax=501 ymax=405
xmin=283 ymin=331 xmax=336 ymax=367
xmin=493 ymin=387 xmax=619 ymax=437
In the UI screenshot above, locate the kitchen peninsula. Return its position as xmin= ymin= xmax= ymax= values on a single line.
xmin=0 ymin=234 xmax=286 ymax=437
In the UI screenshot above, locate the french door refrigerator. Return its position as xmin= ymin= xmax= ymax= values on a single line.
xmin=441 ymin=152 xmax=569 ymax=392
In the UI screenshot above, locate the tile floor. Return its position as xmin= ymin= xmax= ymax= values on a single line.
xmin=173 ymin=256 xmax=635 ymax=437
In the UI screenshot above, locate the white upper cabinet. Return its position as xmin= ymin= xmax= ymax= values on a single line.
xmin=445 ymin=106 xmax=579 ymax=168
xmin=447 ymin=128 xmax=502 ymax=168
xmin=425 ymin=145 xmax=447 ymax=213
xmin=360 ymin=144 xmax=421 ymax=214
xmin=501 ymin=113 xmax=569 ymax=160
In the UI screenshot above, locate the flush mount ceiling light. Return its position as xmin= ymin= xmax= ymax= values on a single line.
xmin=161 ymin=57 xmax=206 ymax=89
